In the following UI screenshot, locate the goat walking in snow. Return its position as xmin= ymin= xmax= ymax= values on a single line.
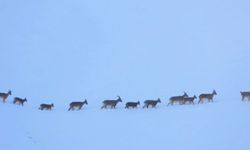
xmin=240 ymin=91 xmax=250 ymax=101
xmin=39 ymin=103 xmax=54 ymax=110
xmin=101 ymin=96 xmax=122 ymax=109
xmin=198 ymin=90 xmax=217 ymax=104
xmin=13 ymin=97 xmax=27 ymax=106
xmin=168 ymin=92 xmax=188 ymax=106
xmin=143 ymin=98 xmax=161 ymax=108
xmin=0 ymin=90 xmax=12 ymax=103
xmin=125 ymin=101 xmax=140 ymax=109
xmin=182 ymin=95 xmax=197 ymax=105
xmin=68 ymin=100 xmax=88 ymax=111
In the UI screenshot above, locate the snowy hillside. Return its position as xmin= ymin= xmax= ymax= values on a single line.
xmin=1 ymin=97 xmax=250 ymax=150
xmin=1 ymin=0 xmax=250 ymax=150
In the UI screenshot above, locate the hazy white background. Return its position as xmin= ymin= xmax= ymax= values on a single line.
xmin=0 ymin=0 xmax=250 ymax=150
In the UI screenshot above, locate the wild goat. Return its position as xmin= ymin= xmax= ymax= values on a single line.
xmin=143 ymin=98 xmax=161 ymax=108
xmin=39 ymin=103 xmax=54 ymax=110
xmin=198 ymin=90 xmax=217 ymax=104
xmin=101 ymin=96 xmax=122 ymax=109
xmin=0 ymin=90 xmax=12 ymax=103
xmin=125 ymin=101 xmax=140 ymax=109
xmin=68 ymin=99 xmax=88 ymax=111
xmin=182 ymin=95 xmax=197 ymax=105
xmin=240 ymin=91 xmax=250 ymax=101
xmin=13 ymin=97 xmax=27 ymax=106
xmin=168 ymin=92 xmax=188 ymax=106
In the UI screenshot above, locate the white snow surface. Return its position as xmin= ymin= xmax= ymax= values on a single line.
xmin=1 ymin=96 xmax=250 ymax=150
xmin=1 ymin=0 xmax=250 ymax=149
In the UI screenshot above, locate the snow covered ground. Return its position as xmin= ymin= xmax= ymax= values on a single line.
xmin=1 ymin=0 xmax=250 ymax=149
xmin=1 ymin=96 xmax=250 ymax=150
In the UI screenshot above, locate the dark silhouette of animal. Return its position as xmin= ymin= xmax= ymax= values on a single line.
xmin=198 ymin=90 xmax=217 ymax=104
xmin=125 ymin=101 xmax=140 ymax=109
xmin=68 ymin=99 xmax=88 ymax=111
xmin=39 ymin=103 xmax=54 ymax=110
xmin=240 ymin=91 xmax=250 ymax=101
xmin=168 ymin=92 xmax=188 ymax=106
xmin=182 ymin=95 xmax=197 ymax=105
xmin=143 ymin=98 xmax=161 ymax=108
xmin=13 ymin=97 xmax=27 ymax=106
xmin=0 ymin=90 xmax=12 ymax=103
xmin=101 ymin=96 xmax=122 ymax=109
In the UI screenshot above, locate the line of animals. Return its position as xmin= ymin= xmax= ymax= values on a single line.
xmin=0 ymin=90 xmax=250 ymax=111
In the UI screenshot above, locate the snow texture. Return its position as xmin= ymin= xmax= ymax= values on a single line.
xmin=1 ymin=0 xmax=250 ymax=149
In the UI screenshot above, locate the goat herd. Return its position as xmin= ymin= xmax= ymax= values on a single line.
xmin=0 ymin=90 xmax=250 ymax=111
